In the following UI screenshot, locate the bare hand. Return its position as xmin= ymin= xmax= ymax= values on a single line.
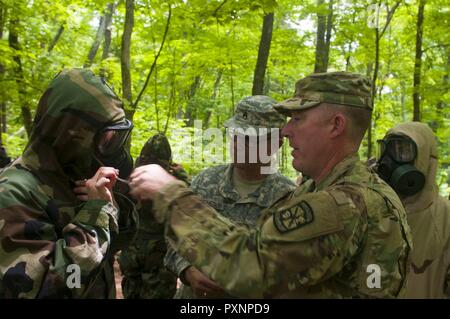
xmin=183 ymin=266 xmax=226 ymax=298
xmin=129 ymin=164 xmax=177 ymax=201
xmin=73 ymin=179 xmax=88 ymax=201
xmin=84 ymin=167 xmax=119 ymax=203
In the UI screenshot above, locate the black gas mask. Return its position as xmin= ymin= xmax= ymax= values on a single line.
xmin=376 ymin=135 xmax=425 ymax=197
xmin=92 ymin=119 xmax=134 ymax=180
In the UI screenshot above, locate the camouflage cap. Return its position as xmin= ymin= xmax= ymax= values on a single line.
xmin=223 ymin=95 xmax=286 ymax=136
xmin=274 ymin=72 xmax=373 ymax=116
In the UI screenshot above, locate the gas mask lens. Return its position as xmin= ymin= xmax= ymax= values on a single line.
xmin=377 ymin=136 xmax=417 ymax=163
xmin=95 ymin=119 xmax=133 ymax=156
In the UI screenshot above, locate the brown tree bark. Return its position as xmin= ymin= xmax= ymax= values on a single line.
xmin=252 ymin=12 xmax=274 ymax=95
xmin=314 ymin=0 xmax=333 ymax=73
xmin=413 ymin=0 xmax=425 ymax=122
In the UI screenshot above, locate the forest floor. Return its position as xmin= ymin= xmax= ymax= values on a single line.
xmin=114 ymin=253 xmax=124 ymax=299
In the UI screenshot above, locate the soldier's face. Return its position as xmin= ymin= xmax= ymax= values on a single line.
xmin=281 ymin=107 xmax=330 ymax=176
xmin=231 ymin=131 xmax=282 ymax=165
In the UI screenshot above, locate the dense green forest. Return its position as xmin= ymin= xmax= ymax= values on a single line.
xmin=0 ymin=0 xmax=449 ymax=194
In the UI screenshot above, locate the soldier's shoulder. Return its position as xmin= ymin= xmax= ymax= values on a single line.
xmin=264 ymin=189 xmax=365 ymax=241
xmin=0 ymin=163 xmax=46 ymax=205
xmin=0 ymin=163 xmax=40 ymax=190
xmin=192 ymin=164 xmax=228 ymax=183
xmin=271 ymin=172 xmax=296 ymax=187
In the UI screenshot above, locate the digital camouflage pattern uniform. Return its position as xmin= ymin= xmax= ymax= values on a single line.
xmin=385 ymin=122 xmax=450 ymax=298
xmin=119 ymin=133 xmax=190 ymax=299
xmin=164 ymin=95 xmax=296 ymax=298
xmin=153 ymin=72 xmax=412 ymax=298
xmin=0 ymin=69 xmax=137 ymax=298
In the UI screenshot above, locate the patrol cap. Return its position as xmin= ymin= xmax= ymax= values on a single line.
xmin=274 ymin=71 xmax=373 ymax=116
xmin=224 ymin=95 xmax=286 ymax=136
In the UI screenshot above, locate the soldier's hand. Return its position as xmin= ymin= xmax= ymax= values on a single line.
xmin=183 ymin=266 xmax=226 ymax=298
xmin=73 ymin=179 xmax=88 ymax=201
xmin=85 ymin=167 xmax=119 ymax=203
xmin=129 ymin=164 xmax=177 ymax=201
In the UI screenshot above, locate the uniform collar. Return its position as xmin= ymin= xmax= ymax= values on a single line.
xmin=218 ymin=164 xmax=286 ymax=207
xmin=314 ymin=153 xmax=360 ymax=191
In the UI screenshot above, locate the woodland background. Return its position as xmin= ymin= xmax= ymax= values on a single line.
xmin=0 ymin=0 xmax=449 ymax=194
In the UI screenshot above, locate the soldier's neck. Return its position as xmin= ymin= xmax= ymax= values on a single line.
xmin=233 ymin=163 xmax=268 ymax=182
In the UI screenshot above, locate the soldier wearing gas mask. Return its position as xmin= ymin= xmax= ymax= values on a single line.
xmin=376 ymin=122 xmax=450 ymax=298
xmin=0 ymin=68 xmax=137 ymax=298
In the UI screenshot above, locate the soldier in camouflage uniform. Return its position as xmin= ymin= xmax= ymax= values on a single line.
xmin=130 ymin=72 xmax=412 ymax=298
xmin=164 ymin=95 xmax=295 ymax=298
xmin=376 ymin=122 xmax=450 ymax=298
xmin=119 ymin=133 xmax=190 ymax=298
xmin=0 ymin=69 xmax=137 ymax=298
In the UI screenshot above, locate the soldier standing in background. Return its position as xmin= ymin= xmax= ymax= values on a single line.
xmin=376 ymin=122 xmax=450 ymax=298
xmin=119 ymin=133 xmax=190 ymax=299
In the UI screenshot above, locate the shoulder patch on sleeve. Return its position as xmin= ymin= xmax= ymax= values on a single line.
xmin=263 ymin=192 xmax=345 ymax=242
xmin=273 ymin=201 xmax=314 ymax=233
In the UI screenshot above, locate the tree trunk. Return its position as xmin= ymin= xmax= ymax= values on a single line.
xmin=367 ymin=1 xmax=401 ymax=159
xmin=252 ymin=12 xmax=274 ymax=95
xmin=85 ymin=3 xmax=115 ymax=67
xmin=230 ymin=58 xmax=235 ymax=114
xmin=85 ymin=16 xmax=105 ymax=67
xmin=0 ymin=5 xmax=6 ymax=139
xmin=185 ymin=76 xmax=201 ymax=126
xmin=102 ymin=2 xmax=116 ymax=60
xmin=121 ymin=0 xmax=134 ymax=120
xmin=323 ymin=0 xmax=333 ymax=70
xmin=9 ymin=17 xmax=32 ymax=137
xmin=47 ymin=25 xmax=64 ymax=53
xmin=431 ymin=50 xmax=449 ymax=131
xmin=314 ymin=0 xmax=327 ymax=73
xmin=413 ymin=0 xmax=425 ymax=122
xmin=133 ymin=3 xmax=171 ymax=112
xmin=204 ymin=70 xmax=222 ymax=127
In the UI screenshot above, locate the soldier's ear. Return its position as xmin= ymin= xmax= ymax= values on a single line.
xmin=330 ymin=112 xmax=346 ymax=138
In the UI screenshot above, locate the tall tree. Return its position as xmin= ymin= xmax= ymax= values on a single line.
xmin=132 ymin=3 xmax=172 ymax=113
xmin=204 ymin=70 xmax=222 ymax=127
xmin=252 ymin=12 xmax=274 ymax=95
xmin=0 ymin=4 xmax=6 ymax=139
xmin=314 ymin=0 xmax=333 ymax=73
xmin=121 ymin=0 xmax=134 ymax=119
xmin=413 ymin=0 xmax=425 ymax=122
xmin=102 ymin=2 xmax=116 ymax=60
xmin=8 ymin=16 xmax=32 ymax=137
xmin=47 ymin=25 xmax=64 ymax=53
xmin=367 ymin=0 xmax=401 ymax=159
xmin=185 ymin=76 xmax=201 ymax=126
xmin=85 ymin=3 xmax=115 ymax=67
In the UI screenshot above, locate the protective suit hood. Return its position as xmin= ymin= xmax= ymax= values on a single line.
xmin=386 ymin=122 xmax=439 ymax=213
xmin=21 ymin=68 xmax=125 ymax=183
